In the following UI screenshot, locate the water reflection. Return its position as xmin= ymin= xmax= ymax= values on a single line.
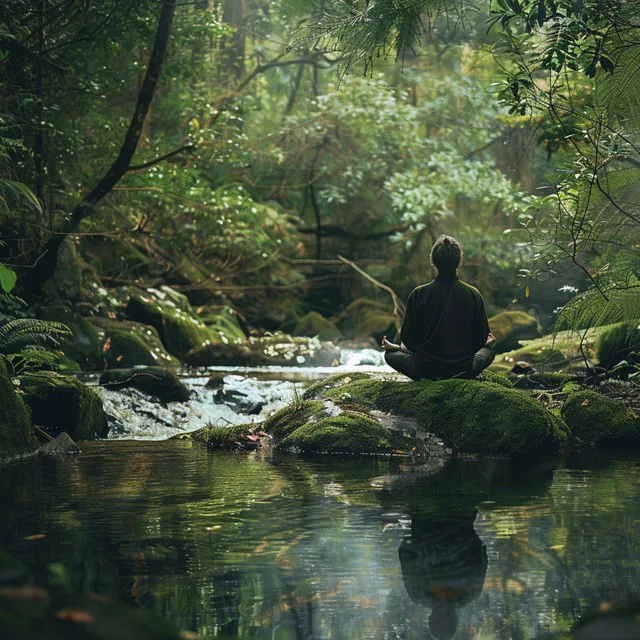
xmin=2 ymin=442 xmax=640 ymax=638
xmin=399 ymin=511 xmax=487 ymax=640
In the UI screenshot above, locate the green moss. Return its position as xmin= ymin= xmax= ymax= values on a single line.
xmin=293 ymin=312 xmax=342 ymax=341
xmin=280 ymin=411 xmax=415 ymax=454
xmin=0 ymin=359 xmax=35 ymax=461
xmin=488 ymin=310 xmax=541 ymax=352
xmin=99 ymin=367 xmax=190 ymax=403
xmin=262 ymin=401 xmax=325 ymax=440
xmin=480 ymin=370 xmax=513 ymax=388
xmin=314 ymin=374 xmax=568 ymax=455
xmin=188 ymin=423 xmax=255 ymax=449
xmin=334 ymin=298 xmax=395 ymax=340
xmin=90 ymin=317 xmax=179 ymax=369
xmin=561 ymin=390 xmax=639 ymax=448
xmin=510 ymin=372 xmax=575 ymax=389
xmin=303 ymin=372 xmax=372 ymax=400
xmin=204 ymin=307 xmax=247 ymax=344
xmin=597 ymin=322 xmax=640 ymax=370
xmin=19 ymin=372 xmax=108 ymax=441
xmin=125 ymin=290 xmax=213 ymax=360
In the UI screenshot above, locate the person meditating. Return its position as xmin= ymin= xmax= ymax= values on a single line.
xmin=382 ymin=234 xmax=496 ymax=381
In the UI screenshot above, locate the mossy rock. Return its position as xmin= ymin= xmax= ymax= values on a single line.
xmin=185 ymin=334 xmax=340 ymax=368
xmin=597 ymin=322 xmax=640 ymax=371
xmin=202 ymin=307 xmax=247 ymax=345
xmin=488 ymin=310 xmax=541 ymax=353
xmin=90 ymin=317 xmax=179 ymax=369
xmin=0 ymin=359 xmax=36 ymax=461
xmin=510 ymin=371 xmax=576 ymax=390
xmin=334 ymin=298 xmax=396 ymax=341
xmin=280 ymin=410 xmax=417 ymax=454
xmin=293 ymin=312 xmax=343 ymax=341
xmin=38 ymin=305 xmax=104 ymax=371
xmin=561 ymin=390 xmax=640 ymax=448
xmin=19 ymin=372 xmax=108 ymax=440
xmin=263 ymin=401 xmax=325 ymax=439
xmin=78 ymin=234 xmax=150 ymax=279
xmin=0 ymin=550 xmax=184 ymax=639
xmin=179 ymin=423 xmax=259 ymax=449
xmin=304 ymin=373 xmax=568 ymax=455
xmin=124 ymin=287 xmax=217 ymax=360
xmin=99 ymin=367 xmax=190 ymax=403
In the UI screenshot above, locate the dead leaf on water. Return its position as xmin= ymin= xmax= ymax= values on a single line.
xmin=54 ymin=608 xmax=95 ymax=624
xmin=181 ymin=632 xmax=199 ymax=639
xmin=550 ymin=545 xmax=565 ymax=550
xmin=24 ymin=533 xmax=46 ymax=541
xmin=0 ymin=587 xmax=51 ymax=604
xmin=206 ymin=525 xmax=221 ymax=532
xmin=599 ymin=601 xmax=614 ymax=612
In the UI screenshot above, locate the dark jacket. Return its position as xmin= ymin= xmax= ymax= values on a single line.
xmin=400 ymin=275 xmax=490 ymax=371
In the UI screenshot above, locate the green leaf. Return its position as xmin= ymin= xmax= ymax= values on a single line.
xmin=0 ymin=264 xmax=17 ymax=293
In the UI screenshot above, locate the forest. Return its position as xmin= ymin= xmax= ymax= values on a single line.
xmin=2 ymin=1 xmax=640 ymax=639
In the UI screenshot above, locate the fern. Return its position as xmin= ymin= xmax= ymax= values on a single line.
xmin=0 ymin=295 xmax=71 ymax=356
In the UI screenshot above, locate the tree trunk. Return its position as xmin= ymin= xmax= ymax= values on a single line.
xmin=23 ymin=0 xmax=176 ymax=294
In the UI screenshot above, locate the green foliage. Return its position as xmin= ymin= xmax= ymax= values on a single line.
xmin=0 ymin=295 xmax=71 ymax=356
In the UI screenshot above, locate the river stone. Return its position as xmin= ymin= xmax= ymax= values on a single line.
xmin=292 ymin=311 xmax=343 ymax=341
xmin=184 ymin=334 xmax=340 ymax=368
xmin=291 ymin=372 xmax=569 ymax=456
xmin=488 ymin=310 xmax=541 ymax=353
xmin=561 ymin=390 xmax=639 ymax=448
xmin=19 ymin=372 xmax=108 ymax=440
xmin=40 ymin=432 xmax=80 ymax=457
xmin=90 ymin=317 xmax=180 ymax=369
xmin=99 ymin=367 xmax=190 ymax=403
xmin=0 ymin=359 xmax=36 ymax=461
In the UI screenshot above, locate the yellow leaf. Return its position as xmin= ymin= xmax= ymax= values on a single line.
xmin=581 ymin=399 xmax=590 ymax=407
xmin=24 ymin=533 xmax=46 ymax=541
xmin=550 ymin=544 xmax=565 ymax=550
xmin=525 ymin=284 xmax=530 ymax=298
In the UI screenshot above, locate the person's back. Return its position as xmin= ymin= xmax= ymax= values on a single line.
xmin=382 ymin=235 xmax=495 ymax=380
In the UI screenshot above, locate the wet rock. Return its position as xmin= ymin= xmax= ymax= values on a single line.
xmin=124 ymin=286 xmax=245 ymax=360
xmin=334 ymin=298 xmax=396 ymax=342
xmin=511 ymin=361 xmax=534 ymax=374
xmin=488 ymin=310 xmax=541 ymax=353
xmin=218 ymin=388 xmax=264 ymax=415
xmin=292 ymin=311 xmax=343 ymax=341
xmin=19 ymin=372 xmax=108 ymax=440
xmin=40 ymin=432 xmax=80 ymax=457
xmin=90 ymin=317 xmax=179 ymax=369
xmin=290 ymin=372 xmax=569 ymax=456
xmin=561 ymin=390 xmax=639 ymax=448
xmin=597 ymin=322 xmax=640 ymax=373
xmin=99 ymin=367 xmax=190 ymax=403
xmin=184 ymin=333 xmax=340 ymax=368
xmin=0 ymin=359 xmax=36 ymax=461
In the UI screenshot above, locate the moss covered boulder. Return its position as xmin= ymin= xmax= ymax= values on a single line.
xmin=297 ymin=372 xmax=568 ymax=455
xmin=184 ymin=333 xmax=340 ymax=368
xmin=19 ymin=372 xmax=108 ymax=440
xmin=334 ymin=298 xmax=396 ymax=341
xmin=561 ymin=390 xmax=639 ymax=448
xmin=597 ymin=322 xmax=640 ymax=372
xmin=293 ymin=311 xmax=342 ymax=341
xmin=99 ymin=367 xmax=190 ymax=403
xmin=124 ymin=286 xmax=244 ymax=360
xmin=90 ymin=317 xmax=179 ymax=369
xmin=489 ymin=310 xmax=541 ymax=353
xmin=0 ymin=550 xmax=184 ymax=639
xmin=0 ymin=359 xmax=36 ymax=461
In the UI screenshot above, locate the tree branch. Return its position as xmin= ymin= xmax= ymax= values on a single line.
xmin=24 ymin=0 xmax=176 ymax=292
xmin=337 ymin=255 xmax=405 ymax=335
xmin=127 ymin=144 xmax=194 ymax=172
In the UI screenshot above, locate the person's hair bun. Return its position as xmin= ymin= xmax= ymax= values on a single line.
xmin=443 ymin=237 xmax=451 ymax=246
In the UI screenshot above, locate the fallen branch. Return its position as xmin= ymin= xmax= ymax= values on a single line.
xmin=337 ymin=255 xmax=405 ymax=334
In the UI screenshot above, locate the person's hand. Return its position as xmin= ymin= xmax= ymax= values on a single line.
xmin=381 ymin=336 xmax=400 ymax=352
xmin=485 ymin=332 xmax=496 ymax=348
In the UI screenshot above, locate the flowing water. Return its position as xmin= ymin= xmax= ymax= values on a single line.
xmin=3 ymin=352 xmax=640 ymax=638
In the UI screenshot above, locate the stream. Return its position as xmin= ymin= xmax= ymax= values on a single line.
xmin=3 ymin=349 xmax=640 ymax=638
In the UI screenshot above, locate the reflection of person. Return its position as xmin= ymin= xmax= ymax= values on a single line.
xmin=382 ymin=235 xmax=495 ymax=381
xmin=398 ymin=511 xmax=487 ymax=640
